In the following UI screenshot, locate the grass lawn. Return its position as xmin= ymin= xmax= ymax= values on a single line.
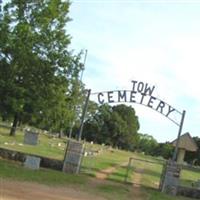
xmin=0 ymin=158 xmax=134 ymax=200
xmin=143 ymin=188 xmax=193 ymax=200
xmin=180 ymin=167 xmax=200 ymax=188
xmin=0 ymin=158 xmax=194 ymax=200
xmin=0 ymin=126 xmax=197 ymax=200
xmin=0 ymin=127 xmax=66 ymax=159
xmin=119 ymin=155 xmax=165 ymax=189
xmin=0 ymin=158 xmax=87 ymax=186
xmin=81 ymin=149 xmax=133 ymax=176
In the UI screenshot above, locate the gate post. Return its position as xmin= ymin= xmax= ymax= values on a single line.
xmin=161 ymin=160 xmax=181 ymax=196
xmin=63 ymin=140 xmax=85 ymax=174
xmin=78 ymin=89 xmax=91 ymax=141
xmin=172 ymin=110 xmax=186 ymax=161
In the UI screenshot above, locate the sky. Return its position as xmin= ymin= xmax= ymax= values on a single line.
xmin=68 ymin=0 xmax=200 ymax=142
xmin=1 ymin=0 xmax=199 ymax=142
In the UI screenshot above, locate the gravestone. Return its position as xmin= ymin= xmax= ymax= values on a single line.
xmin=161 ymin=160 xmax=181 ymax=196
xmin=24 ymin=155 xmax=41 ymax=170
xmin=24 ymin=129 xmax=39 ymax=145
xmin=63 ymin=140 xmax=85 ymax=174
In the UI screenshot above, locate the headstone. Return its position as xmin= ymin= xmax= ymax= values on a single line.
xmin=63 ymin=140 xmax=85 ymax=174
xmin=24 ymin=155 xmax=41 ymax=170
xmin=161 ymin=160 xmax=181 ymax=196
xmin=24 ymin=129 xmax=39 ymax=145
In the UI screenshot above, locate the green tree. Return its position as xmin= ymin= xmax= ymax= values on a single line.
xmin=153 ymin=142 xmax=174 ymax=159
xmin=112 ymin=104 xmax=140 ymax=149
xmin=137 ymin=134 xmax=158 ymax=155
xmin=83 ymin=104 xmax=112 ymax=143
xmin=0 ymin=0 xmax=83 ymax=135
xmin=83 ymin=104 xmax=140 ymax=150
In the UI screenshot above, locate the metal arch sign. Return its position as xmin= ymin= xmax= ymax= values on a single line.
xmin=97 ymin=90 xmax=180 ymax=126
xmin=89 ymin=80 xmax=186 ymax=161
xmin=91 ymin=80 xmax=183 ymax=126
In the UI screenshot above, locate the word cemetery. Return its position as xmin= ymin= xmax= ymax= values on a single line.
xmin=92 ymin=80 xmax=183 ymax=126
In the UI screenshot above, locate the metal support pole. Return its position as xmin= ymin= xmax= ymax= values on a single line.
xmin=80 ymin=49 xmax=88 ymax=81
xmin=78 ymin=89 xmax=91 ymax=141
xmin=172 ymin=110 xmax=186 ymax=161
xmin=124 ymin=157 xmax=132 ymax=183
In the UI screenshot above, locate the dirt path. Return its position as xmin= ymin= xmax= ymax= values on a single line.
xmin=0 ymin=163 xmax=145 ymax=200
xmin=95 ymin=166 xmax=116 ymax=180
xmin=95 ymin=163 xmax=146 ymax=199
xmin=95 ymin=162 xmax=127 ymax=180
xmin=95 ymin=163 xmax=145 ymax=200
xmin=131 ymin=168 xmax=144 ymax=199
xmin=0 ymin=180 xmax=106 ymax=200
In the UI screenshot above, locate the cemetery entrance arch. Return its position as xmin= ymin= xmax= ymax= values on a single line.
xmin=85 ymin=80 xmax=186 ymax=161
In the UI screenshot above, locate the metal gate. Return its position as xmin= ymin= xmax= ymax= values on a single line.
xmin=125 ymin=156 xmax=166 ymax=190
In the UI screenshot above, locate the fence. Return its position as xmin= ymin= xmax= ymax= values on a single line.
xmin=125 ymin=156 xmax=166 ymax=189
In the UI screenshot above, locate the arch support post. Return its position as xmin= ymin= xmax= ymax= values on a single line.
xmin=78 ymin=89 xmax=91 ymax=141
xmin=172 ymin=110 xmax=186 ymax=161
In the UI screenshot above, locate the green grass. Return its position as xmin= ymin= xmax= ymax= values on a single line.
xmin=180 ymin=168 xmax=200 ymax=188
xmin=0 ymin=158 xmax=87 ymax=186
xmin=141 ymin=162 xmax=164 ymax=188
xmin=0 ymin=153 xmax=195 ymax=200
xmin=144 ymin=188 xmax=193 ymax=200
xmin=0 ymin=126 xmax=197 ymax=200
xmin=0 ymin=126 xmax=134 ymax=179
xmin=108 ymin=165 xmax=129 ymax=182
xmin=0 ymin=158 xmax=134 ymax=200
xmin=81 ymin=149 xmax=133 ymax=176
xmin=122 ymin=156 xmax=164 ymax=189
xmin=2 ymin=158 xmax=192 ymax=200
xmin=95 ymin=183 xmax=132 ymax=200
xmin=0 ymin=127 xmax=66 ymax=159
xmin=0 ymin=126 xmax=133 ymax=176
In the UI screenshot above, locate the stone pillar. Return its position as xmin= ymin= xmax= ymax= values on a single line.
xmin=63 ymin=140 xmax=85 ymax=174
xmin=161 ymin=160 xmax=181 ymax=196
xmin=177 ymin=148 xmax=186 ymax=164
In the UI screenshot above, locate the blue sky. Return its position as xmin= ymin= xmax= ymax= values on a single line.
xmin=1 ymin=0 xmax=199 ymax=142
xmin=68 ymin=0 xmax=200 ymax=142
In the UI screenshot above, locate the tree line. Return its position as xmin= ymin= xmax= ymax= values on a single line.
xmin=136 ymin=133 xmax=200 ymax=165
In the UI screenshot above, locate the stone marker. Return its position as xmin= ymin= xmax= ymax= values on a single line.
xmin=24 ymin=155 xmax=41 ymax=170
xmin=63 ymin=140 xmax=85 ymax=174
xmin=24 ymin=129 xmax=39 ymax=145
